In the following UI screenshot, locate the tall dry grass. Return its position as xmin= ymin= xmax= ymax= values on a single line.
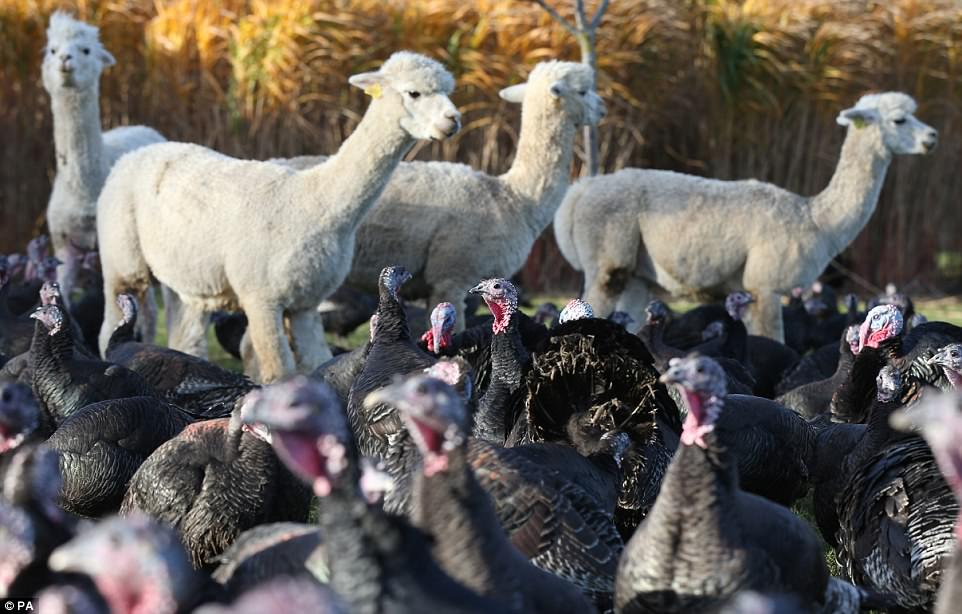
xmin=2 ymin=0 xmax=961 ymax=293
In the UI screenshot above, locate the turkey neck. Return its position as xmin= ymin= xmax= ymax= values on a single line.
xmin=847 ymin=395 xmax=906 ymax=471
xmin=474 ymin=312 xmax=527 ymax=442
xmin=411 ymin=443 xmax=520 ymax=603
xmin=374 ymin=285 xmax=410 ymax=342
xmin=488 ymin=311 xmax=528 ymax=388
xmin=501 ymin=92 xmax=578 ymax=234
xmin=832 ymin=347 xmax=885 ymax=423
xmin=50 ymin=87 xmax=108 ymax=213
xmin=640 ymin=433 xmax=740 ymax=562
xmin=720 ymin=317 xmax=748 ymax=361
xmin=810 ymin=124 xmax=892 ymax=258
xmin=301 ymin=91 xmax=414 ymax=238
xmin=316 ymin=461 xmax=394 ymax=614
xmin=106 ymin=313 xmax=136 ymax=353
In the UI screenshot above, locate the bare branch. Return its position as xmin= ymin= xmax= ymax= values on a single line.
xmin=531 ymin=0 xmax=580 ymax=36
xmin=574 ymin=0 xmax=587 ymax=30
xmin=590 ymin=0 xmax=610 ymax=30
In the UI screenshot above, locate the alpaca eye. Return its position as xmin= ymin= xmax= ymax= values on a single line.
xmin=82 ymin=48 xmax=90 ymax=55
xmin=893 ymin=117 xmax=906 ymax=125
xmin=407 ymin=91 xmax=421 ymax=99
xmin=579 ymin=90 xmax=587 ymax=96
xmin=49 ymin=48 xmax=56 ymax=54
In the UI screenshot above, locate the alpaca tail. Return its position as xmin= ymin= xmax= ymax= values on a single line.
xmin=554 ymin=178 xmax=592 ymax=272
xmin=96 ymin=168 xmax=156 ymax=355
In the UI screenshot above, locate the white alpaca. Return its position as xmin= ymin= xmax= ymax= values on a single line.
xmin=554 ymin=92 xmax=937 ymax=341
xmin=275 ymin=61 xmax=605 ymax=331
xmin=42 ymin=12 xmax=164 ymax=299
xmin=96 ymin=51 xmax=461 ymax=383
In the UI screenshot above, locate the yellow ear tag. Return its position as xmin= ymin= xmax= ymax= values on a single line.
xmin=852 ymin=117 xmax=866 ymax=129
xmin=364 ymin=83 xmax=383 ymax=99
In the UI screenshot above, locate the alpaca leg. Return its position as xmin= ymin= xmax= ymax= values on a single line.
xmin=167 ymin=299 xmax=210 ymax=359
xmin=239 ymin=331 xmax=261 ymax=382
xmin=614 ymin=277 xmax=650 ymax=333
xmin=243 ymin=304 xmax=294 ymax=383
xmin=99 ymin=275 xmax=123 ymax=355
xmin=747 ymin=290 xmax=785 ymax=343
xmin=289 ymin=309 xmax=332 ymax=373
xmin=53 ymin=243 xmax=83 ymax=308
xmin=162 ymin=285 xmax=183 ymax=346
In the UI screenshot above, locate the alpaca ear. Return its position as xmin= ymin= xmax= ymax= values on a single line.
xmin=99 ymin=48 xmax=116 ymax=67
xmin=349 ymin=72 xmax=383 ymax=89
xmin=837 ymin=107 xmax=878 ymax=128
xmin=498 ymin=83 xmax=527 ymax=104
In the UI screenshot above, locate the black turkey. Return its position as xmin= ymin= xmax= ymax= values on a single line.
xmin=47 ymin=396 xmax=196 ymax=517
xmin=835 ymin=377 xmax=959 ymax=611
xmin=120 ymin=397 xmax=312 ymax=569
xmin=0 ymin=256 xmax=36 ymax=357
xmin=777 ymin=325 xmax=859 ymax=419
xmin=106 ymin=294 xmax=254 ymax=417
xmin=345 ymin=266 xmax=436 ymax=514
xmin=614 ymin=355 xmax=885 ymax=613
xmin=502 ymin=295 xmax=683 ymax=536
xmin=0 ymin=379 xmax=43 ymax=453
xmin=243 ymin=377 xmax=512 ymax=614
xmin=30 ymin=304 xmax=154 ymax=427
xmin=369 ymin=372 xmax=597 ymax=613
xmin=0 ymin=443 xmax=80 ymax=599
xmin=639 ymin=299 xmax=756 ymax=395
xmin=890 ymin=390 xmax=962 ymax=614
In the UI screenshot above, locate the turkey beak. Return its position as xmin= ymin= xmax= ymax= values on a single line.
xmin=468 ymin=283 xmax=485 ymax=296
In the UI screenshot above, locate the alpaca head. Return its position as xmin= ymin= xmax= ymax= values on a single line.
xmin=348 ymin=51 xmax=460 ymax=141
xmin=499 ymin=61 xmax=606 ymax=128
xmin=43 ymin=12 xmax=116 ymax=94
xmin=837 ymin=92 xmax=937 ymax=155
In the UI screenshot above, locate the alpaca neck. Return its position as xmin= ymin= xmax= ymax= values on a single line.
xmin=50 ymin=87 xmax=108 ymax=209
xmin=810 ymin=126 xmax=892 ymax=257
xmin=307 ymin=92 xmax=415 ymax=235
xmin=501 ymin=100 xmax=577 ymax=232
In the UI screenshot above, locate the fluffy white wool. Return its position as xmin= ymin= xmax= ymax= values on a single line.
xmin=43 ymin=12 xmax=165 ymax=300
xmin=96 ymin=51 xmax=459 ymax=383
xmin=554 ymin=92 xmax=937 ymax=341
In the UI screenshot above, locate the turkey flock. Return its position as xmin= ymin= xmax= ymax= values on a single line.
xmin=1 ymin=241 xmax=962 ymax=613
